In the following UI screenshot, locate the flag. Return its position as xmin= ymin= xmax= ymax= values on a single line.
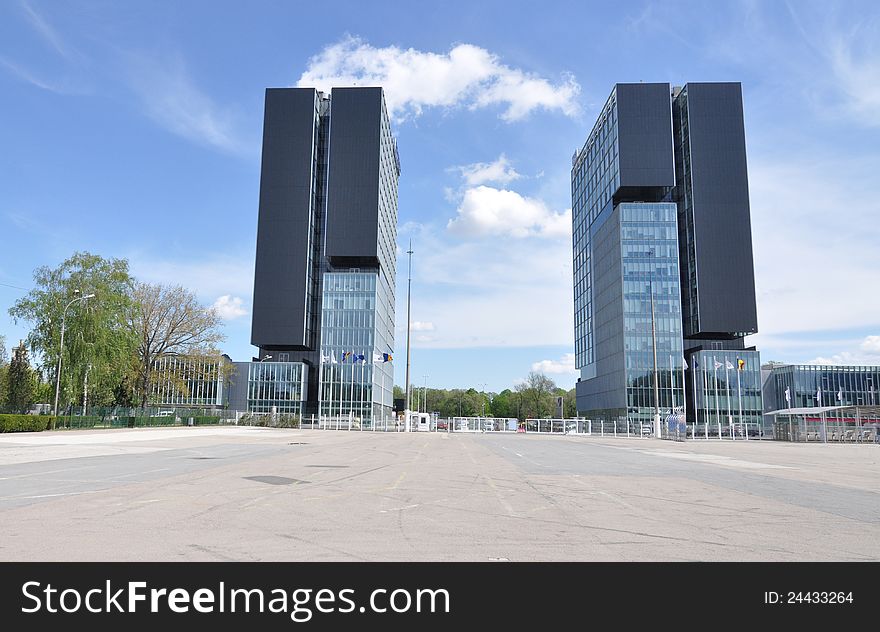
xmin=355 ymin=354 xmax=366 ymax=364
xmin=373 ymin=353 xmax=383 ymax=363
xmin=341 ymin=351 xmax=352 ymax=363
xmin=837 ymin=389 xmax=843 ymax=402
xmin=784 ymin=387 xmax=791 ymax=403
xmin=816 ymin=388 xmax=822 ymax=405
xmin=725 ymin=360 xmax=734 ymax=370
xmin=682 ymin=357 xmax=688 ymax=370
xmin=714 ymin=360 xmax=723 ymax=370
xmin=383 ymin=353 xmax=393 ymax=362
xmin=737 ymin=358 xmax=745 ymax=371
xmin=331 ymin=353 xmax=338 ymax=364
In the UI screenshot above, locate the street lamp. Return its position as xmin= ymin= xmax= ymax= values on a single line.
xmin=260 ymin=355 xmax=273 ymax=362
xmin=53 ymin=291 xmax=95 ymax=425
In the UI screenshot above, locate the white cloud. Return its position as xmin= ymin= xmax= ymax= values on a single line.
xmin=122 ymin=53 xmax=252 ymax=154
xmin=532 ymin=353 xmax=576 ymax=375
xmin=20 ymin=0 xmax=79 ymax=62
xmin=828 ymin=36 xmax=880 ymax=126
xmin=805 ymin=336 xmax=880 ymax=366
xmin=860 ymin=336 xmax=880 ymax=355
xmin=411 ymin=321 xmax=435 ymax=332
xmin=212 ymin=295 xmax=248 ymax=320
xmin=451 ymin=154 xmax=523 ymax=186
xmin=395 ymin=223 xmax=573 ymax=349
xmin=447 ymin=185 xmax=571 ymax=239
xmin=297 ymin=36 xmax=580 ymax=122
xmin=0 ymin=56 xmax=65 ymax=93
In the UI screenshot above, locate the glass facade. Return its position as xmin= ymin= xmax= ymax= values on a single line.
xmin=318 ymin=272 xmax=394 ymax=423
xmin=672 ymin=87 xmax=700 ymax=336
xmin=247 ymin=362 xmax=306 ymax=414
xmin=150 ymin=356 xmax=226 ymax=408
xmin=571 ymin=88 xmax=620 ymax=375
xmin=763 ymin=364 xmax=880 ymax=411
xmin=620 ymin=203 xmax=684 ymax=424
xmin=688 ymin=350 xmax=762 ymax=437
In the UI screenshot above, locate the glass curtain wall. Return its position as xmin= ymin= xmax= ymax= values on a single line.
xmin=247 ymin=362 xmax=306 ymax=414
xmin=620 ymin=203 xmax=685 ymax=425
xmin=319 ymin=272 xmax=393 ymax=423
xmin=690 ymin=350 xmax=762 ymax=438
xmin=765 ymin=365 xmax=880 ymax=410
xmin=150 ymin=356 xmax=226 ymax=408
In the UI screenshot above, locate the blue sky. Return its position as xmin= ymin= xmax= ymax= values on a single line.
xmin=1 ymin=0 xmax=879 ymax=393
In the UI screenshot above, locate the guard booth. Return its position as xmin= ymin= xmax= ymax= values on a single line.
xmin=406 ymin=411 xmax=432 ymax=432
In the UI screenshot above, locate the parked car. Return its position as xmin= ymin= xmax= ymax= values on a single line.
xmin=436 ymin=420 xmax=448 ymax=430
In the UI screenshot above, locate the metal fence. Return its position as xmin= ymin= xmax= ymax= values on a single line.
xmin=774 ymin=418 xmax=880 ymax=443
xmin=46 ymin=406 xmax=236 ymax=430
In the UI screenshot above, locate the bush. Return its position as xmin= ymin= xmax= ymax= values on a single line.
xmin=0 ymin=414 xmax=53 ymax=433
xmin=192 ymin=416 xmax=220 ymax=426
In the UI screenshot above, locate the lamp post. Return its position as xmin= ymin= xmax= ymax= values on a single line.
xmin=404 ymin=240 xmax=413 ymax=431
xmin=53 ymin=291 xmax=95 ymax=426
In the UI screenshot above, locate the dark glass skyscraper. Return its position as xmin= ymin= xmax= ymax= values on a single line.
xmin=571 ymin=82 xmax=761 ymax=434
xmin=251 ymin=87 xmax=399 ymax=420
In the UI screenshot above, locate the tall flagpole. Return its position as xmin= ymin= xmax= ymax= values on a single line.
xmin=349 ymin=356 xmax=355 ymax=426
xmin=404 ymin=240 xmax=413 ymax=432
xmin=713 ymin=356 xmax=721 ymax=439
xmin=691 ymin=357 xmax=698 ymax=438
xmin=650 ymin=280 xmax=661 ymax=438
xmin=682 ymin=355 xmax=689 ymax=438
xmin=737 ymin=359 xmax=745 ymax=440
xmin=703 ymin=360 xmax=709 ymax=439
xmin=318 ymin=356 xmax=324 ymax=427
xmin=725 ymin=360 xmax=733 ymax=440
xmin=329 ymin=360 xmax=334 ymax=427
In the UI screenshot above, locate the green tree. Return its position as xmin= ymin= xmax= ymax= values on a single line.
xmin=129 ymin=282 xmax=225 ymax=407
xmin=0 ymin=334 xmax=8 ymax=407
xmin=518 ymin=372 xmax=557 ymax=418
xmin=563 ymin=387 xmax=577 ymax=418
xmin=6 ymin=342 xmax=36 ymax=413
xmin=490 ymin=389 xmax=518 ymax=418
xmin=9 ymin=252 xmax=137 ymax=413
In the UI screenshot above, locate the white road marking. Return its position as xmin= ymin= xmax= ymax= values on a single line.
xmin=1 ymin=490 xmax=102 ymax=501
xmin=380 ymin=504 xmax=420 ymax=513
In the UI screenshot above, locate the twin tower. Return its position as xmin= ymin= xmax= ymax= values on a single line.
xmin=572 ymin=83 xmax=761 ymax=432
xmin=251 ymin=87 xmax=399 ymax=421
xmin=249 ymin=81 xmax=760 ymax=432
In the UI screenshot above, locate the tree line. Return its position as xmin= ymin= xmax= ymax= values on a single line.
xmin=394 ymin=372 xmax=577 ymax=420
xmin=1 ymin=251 xmax=225 ymax=415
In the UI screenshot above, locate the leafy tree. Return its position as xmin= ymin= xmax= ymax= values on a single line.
xmin=9 ymin=252 xmax=137 ymax=413
xmin=128 ymin=282 xmax=225 ymax=407
xmin=490 ymin=389 xmax=518 ymax=418
xmin=0 ymin=334 xmax=8 ymax=407
xmin=518 ymin=372 xmax=557 ymax=418
xmin=563 ymin=387 xmax=578 ymax=417
xmin=6 ymin=342 xmax=36 ymax=413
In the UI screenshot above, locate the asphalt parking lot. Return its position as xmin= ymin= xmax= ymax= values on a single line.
xmin=0 ymin=427 xmax=877 ymax=561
